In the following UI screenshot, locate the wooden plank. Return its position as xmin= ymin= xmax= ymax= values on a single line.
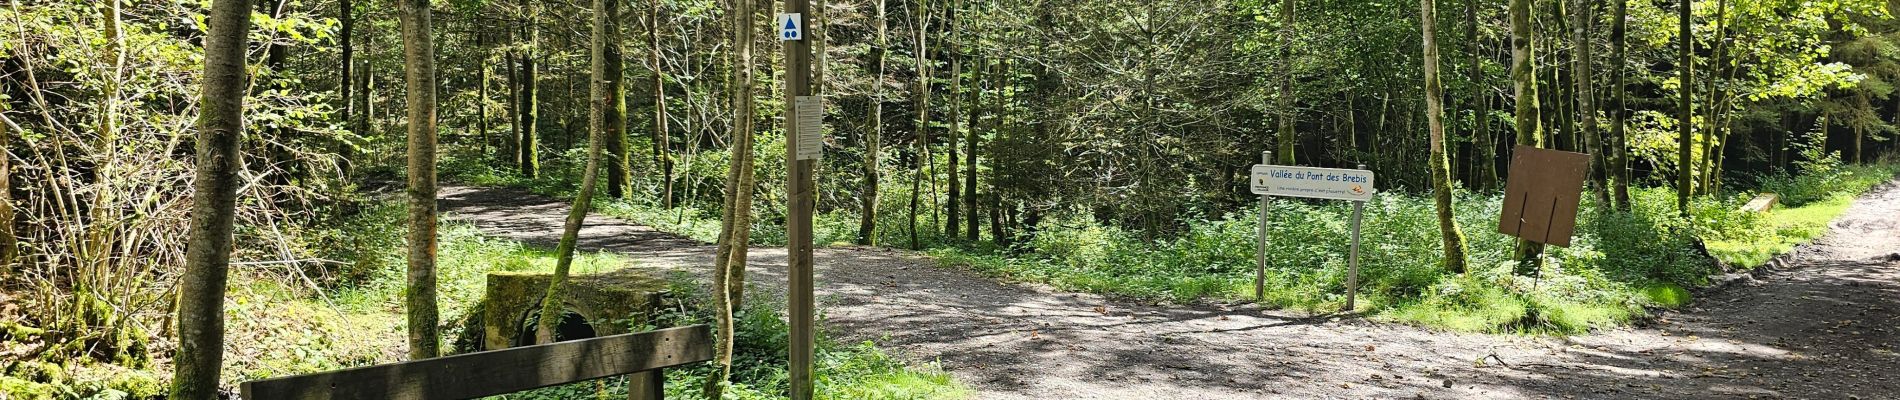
xmin=240 ymin=325 xmax=712 ymax=400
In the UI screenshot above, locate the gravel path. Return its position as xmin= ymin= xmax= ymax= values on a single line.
xmin=439 ymin=181 xmax=1900 ymax=399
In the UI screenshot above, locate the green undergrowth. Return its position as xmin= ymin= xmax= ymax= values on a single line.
xmin=1 ymin=196 xmax=960 ymax=399
xmin=440 ymin=148 xmax=1894 ymax=334
xmin=1703 ymin=164 xmax=1899 ymax=267
xmin=931 ymin=164 xmax=1894 ymax=334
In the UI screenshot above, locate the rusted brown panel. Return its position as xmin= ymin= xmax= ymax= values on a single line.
xmin=1498 ymin=145 xmax=1591 ymax=247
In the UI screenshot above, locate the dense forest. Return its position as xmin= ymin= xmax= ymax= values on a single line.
xmin=3 ymin=0 xmax=1900 ymax=397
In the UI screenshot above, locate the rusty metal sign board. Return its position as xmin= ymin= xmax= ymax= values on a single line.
xmin=1497 ymin=145 xmax=1590 ymax=247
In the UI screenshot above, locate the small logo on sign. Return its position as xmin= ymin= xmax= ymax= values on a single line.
xmin=777 ymin=13 xmax=803 ymax=41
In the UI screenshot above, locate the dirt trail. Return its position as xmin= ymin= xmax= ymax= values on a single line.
xmin=440 ymin=181 xmax=1900 ymax=399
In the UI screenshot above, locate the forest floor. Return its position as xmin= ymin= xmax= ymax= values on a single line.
xmin=439 ymin=180 xmax=1900 ymax=400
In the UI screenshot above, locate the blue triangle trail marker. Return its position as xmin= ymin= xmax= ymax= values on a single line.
xmin=777 ymin=13 xmax=803 ymax=41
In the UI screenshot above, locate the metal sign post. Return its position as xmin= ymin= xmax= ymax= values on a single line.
xmin=779 ymin=4 xmax=815 ymax=400
xmin=1249 ymin=161 xmax=1375 ymax=312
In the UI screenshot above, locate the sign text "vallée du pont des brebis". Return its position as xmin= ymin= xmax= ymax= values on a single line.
xmin=1249 ymin=165 xmax=1376 ymax=202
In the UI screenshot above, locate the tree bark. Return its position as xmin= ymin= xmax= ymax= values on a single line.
xmin=857 ymin=0 xmax=887 ymax=246
xmin=518 ymin=18 xmax=540 ymax=178
xmin=607 ymin=30 xmax=630 ymax=199
xmin=1465 ymin=0 xmax=1493 ymax=190
xmin=964 ymin=55 xmax=982 ymax=242
xmin=0 ymin=96 xmax=12 ymax=265
xmin=506 ymin=49 xmax=521 ymax=164
xmin=946 ymin=2 xmax=961 ymax=240
xmin=1610 ymin=0 xmax=1632 ymax=210
xmin=1574 ymin=0 xmax=1608 ymax=207
xmin=650 ymin=0 xmax=674 ymax=207
xmin=1422 ymin=0 xmax=1469 ymax=274
xmin=397 ymin=0 xmax=441 ymax=360
xmin=1676 ymin=0 xmax=1693 ymax=217
xmin=339 ymin=0 xmax=356 ymax=176
xmin=910 ymin=0 xmax=931 ymax=251
xmin=706 ymin=0 xmax=757 ymax=396
xmin=1509 ymin=0 xmax=1544 ymax=273
xmin=478 ymin=33 xmax=491 ymax=157
xmin=172 ymin=0 xmax=251 ymax=395
xmin=1276 ymin=0 xmax=1296 ymax=165
xmin=536 ymin=0 xmax=616 ymax=345
xmin=1698 ymin=0 xmax=1730 ymax=191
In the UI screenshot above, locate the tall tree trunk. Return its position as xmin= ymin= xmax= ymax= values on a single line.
xmin=1422 ymin=0 xmax=1469 ymax=274
xmin=1574 ymin=0 xmax=1608 ymax=207
xmin=858 ymin=0 xmax=887 ymax=246
xmin=506 ymin=49 xmax=521 ymax=164
xmin=1465 ymin=0 xmax=1492 ymax=190
xmin=536 ymin=0 xmax=616 ymax=345
xmin=988 ymin=58 xmax=1008 ymax=247
xmin=607 ymin=32 xmax=630 ymax=199
xmin=910 ymin=0 xmax=931 ymax=251
xmin=0 ymin=97 xmax=12 ymax=265
xmin=1676 ymin=0 xmax=1693 ymax=217
xmin=519 ymin=19 xmax=541 ymax=178
xmin=397 ymin=0 xmax=441 ymax=360
xmin=1276 ymin=0 xmax=1296 ymax=165
xmin=650 ymin=0 xmax=674 ymax=208
xmin=1610 ymin=0 xmax=1631 ymax=210
xmin=478 ymin=33 xmax=491 ymax=157
xmin=706 ymin=0 xmax=757 ymax=396
xmin=964 ymin=55 xmax=982 ymax=242
xmin=1509 ymin=0 xmax=1544 ymax=273
xmin=1699 ymin=0 xmax=1730 ymax=191
xmin=339 ymin=0 xmax=356 ymax=176
xmin=172 ymin=0 xmax=251 ymax=395
xmin=261 ymin=0 xmax=294 ymax=184
xmin=945 ymin=0 xmax=960 ymax=240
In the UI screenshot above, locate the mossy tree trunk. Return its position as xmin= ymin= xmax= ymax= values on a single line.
xmin=536 ymin=0 xmax=618 ymax=345
xmin=650 ymin=0 xmax=674 ymax=207
xmin=1509 ymin=0 xmax=1545 ymax=273
xmin=1676 ymin=0 xmax=1693 ymax=217
xmin=909 ymin=0 xmax=931 ymax=251
xmin=706 ymin=0 xmax=757 ymax=396
xmin=1276 ymin=0 xmax=1296 ymax=165
xmin=398 ymin=0 xmax=441 ymax=360
xmin=607 ymin=31 xmax=630 ymax=199
xmin=518 ymin=15 xmax=541 ymax=178
xmin=1421 ymin=0 xmax=1468 ymax=274
xmin=858 ymin=0 xmax=887 ymax=246
xmin=1610 ymin=0 xmax=1632 ymax=210
xmin=1574 ymin=0 xmax=1608 ymax=208
xmin=172 ymin=0 xmax=251 ymax=395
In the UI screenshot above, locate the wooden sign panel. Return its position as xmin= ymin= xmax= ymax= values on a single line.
xmin=1497 ymin=145 xmax=1590 ymax=247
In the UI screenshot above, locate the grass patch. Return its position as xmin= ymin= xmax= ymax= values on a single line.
xmin=1705 ymin=164 xmax=1898 ymax=267
xmin=929 ymin=167 xmax=1892 ymax=334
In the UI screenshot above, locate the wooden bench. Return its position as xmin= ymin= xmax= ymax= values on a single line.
xmin=238 ymin=324 xmax=713 ymax=400
xmin=1741 ymin=193 xmax=1779 ymax=213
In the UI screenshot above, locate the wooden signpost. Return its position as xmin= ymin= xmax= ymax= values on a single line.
xmin=1250 ymin=154 xmax=1377 ymax=311
xmin=1497 ymin=145 xmax=1590 ymax=247
xmin=779 ymin=5 xmax=816 ymax=400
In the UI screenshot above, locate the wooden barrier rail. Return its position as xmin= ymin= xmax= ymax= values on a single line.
xmin=239 ymin=324 xmax=713 ymax=400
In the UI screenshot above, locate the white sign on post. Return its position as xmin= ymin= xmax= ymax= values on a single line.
xmin=794 ymin=96 xmax=822 ymax=160
xmin=777 ymin=13 xmax=803 ymax=41
xmin=1249 ymin=165 xmax=1376 ymax=202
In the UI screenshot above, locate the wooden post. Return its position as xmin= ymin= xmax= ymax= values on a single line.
xmin=627 ymin=292 xmax=664 ymax=400
xmin=1255 ymin=151 xmax=1271 ymax=301
xmin=782 ymin=2 xmax=817 ymax=399
xmin=1344 ymin=164 xmax=1367 ymax=312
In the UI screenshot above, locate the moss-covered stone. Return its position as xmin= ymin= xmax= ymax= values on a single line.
xmin=482 ymin=268 xmax=668 ymax=350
